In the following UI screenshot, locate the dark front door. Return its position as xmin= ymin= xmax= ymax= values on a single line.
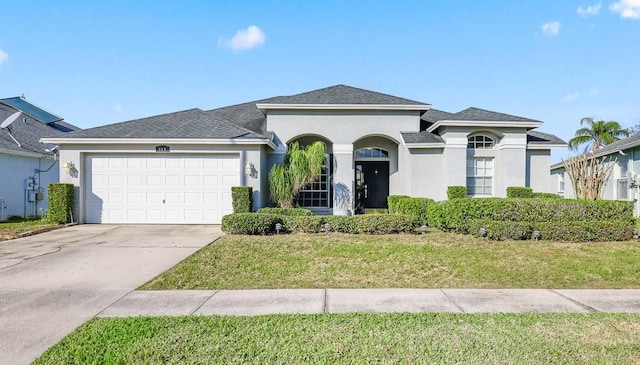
xmin=355 ymin=161 xmax=389 ymax=211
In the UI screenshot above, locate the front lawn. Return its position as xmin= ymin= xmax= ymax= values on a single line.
xmin=0 ymin=218 xmax=60 ymax=241
xmin=141 ymin=232 xmax=640 ymax=290
xmin=35 ymin=313 xmax=640 ymax=364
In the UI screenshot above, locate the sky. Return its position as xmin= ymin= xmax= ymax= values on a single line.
xmin=1 ymin=1 xmax=639 ymax=163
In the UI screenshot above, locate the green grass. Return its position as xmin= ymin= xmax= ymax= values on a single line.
xmin=35 ymin=313 xmax=640 ymax=364
xmin=141 ymin=232 xmax=640 ymax=290
xmin=0 ymin=217 xmax=59 ymax=241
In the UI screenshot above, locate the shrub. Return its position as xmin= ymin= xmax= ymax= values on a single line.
xmin=257 ymin=207 xmax=313 ymax=216
xmin=533 ymin=192 xmax=562 ymax=199
xmin=387 ymin=195 xmax=410 ymax=214
xmin=47 ymin=183 xmax=74 ymax=223
xmin=281 ymin=215 xmax=325 ymax=233
xmin=465 ymin=219 xmax=533 ymax=240
xmin=447 ymin=186 xmax=467 ymax=200
xmin=506 ymin=187 xmax=533 ymax=198
xmin=393 ymin=197 xmax=433 ymax=225
xmin=431 ymin=198 xmax=634 ymax=231
xmin=221 ymin=213 xmax=281 ymax=235
xmin=324 ymin=215 xmax=358 ymax=234
xmin=532 ymin=220 xmax=633 ymax=242
xmin=231 ymin=186 xmax=252 ymax=213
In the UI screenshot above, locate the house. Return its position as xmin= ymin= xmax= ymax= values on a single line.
xmin=41 ymin=85 xmax=565 ymax=224
xmin=551 ymin=133 xmax=640 ymax=216
xmin=0 ymin=96 xmax=79 ymax=220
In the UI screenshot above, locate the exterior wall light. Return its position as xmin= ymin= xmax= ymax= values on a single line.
xmin=245 ymin=162 xmax=254 ymax=176
xmin=63 ymin=161 xmax=75 ymax=174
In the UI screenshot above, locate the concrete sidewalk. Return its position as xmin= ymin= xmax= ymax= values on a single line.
xmin=99 ymin=288 xmax=640 ymax=317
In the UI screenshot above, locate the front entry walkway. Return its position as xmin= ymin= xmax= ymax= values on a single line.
xmin=0 ymin=224 xmax=221 ymax=365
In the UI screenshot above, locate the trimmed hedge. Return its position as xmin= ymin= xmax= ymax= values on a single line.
xmin=257 ymin=207 xmax=314 ymax=216
xmin=231 ymin=186 xmax=252 ymax=213
xmin=387 ymin=195 xmax=410 ymax=214
xmin=430 ymin=198 xmax=634 ymax=232
xmin=221 ymin=213 xmax=281 ymax=235
xmin=47 ymin=183 xmax=74 ymax=223
xmin=391 ymin=197 xmax=433 ymax=225
xmin=281 ymin=215 xmax=325 ymax=233
xmin=533 ymin=192 xmax=562 ymax=199
xmin=447 ymin=186 xmax=467 ymax=199
xmin=506 ymin=187 xmax=533 ymax=198
xmin=221 ymin=213 xmax=420 ymax=235
xmin=465 ymin=219 xmax=633 ymax=242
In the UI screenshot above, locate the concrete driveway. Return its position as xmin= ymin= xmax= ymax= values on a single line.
xmin=0 ymin=224 xmax=220 ymax=365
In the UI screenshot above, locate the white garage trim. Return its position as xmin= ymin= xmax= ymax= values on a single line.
xmin=85 ymin=153 xmax=239 ymax=224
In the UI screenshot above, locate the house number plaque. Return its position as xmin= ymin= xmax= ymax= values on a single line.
xmin=155 ymin=145 xmax=170 ymax=152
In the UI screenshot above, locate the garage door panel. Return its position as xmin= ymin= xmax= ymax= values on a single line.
xmin=85 ymin=154 xmax=239 ymax=224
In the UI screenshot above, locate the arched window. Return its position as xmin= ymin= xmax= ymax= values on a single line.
xmin=467 ymin=135 xmax=494 ymax=149
xmin=354 ymin=147 xmax=389 ymax=158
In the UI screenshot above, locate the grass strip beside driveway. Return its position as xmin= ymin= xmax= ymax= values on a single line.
xmin=0 ymin=219 xmax=61 ymax=241
xmin=141 ymin=232 xmax=640 ymax=290
xmin=35 ymin=313 xmax=640 ymax=364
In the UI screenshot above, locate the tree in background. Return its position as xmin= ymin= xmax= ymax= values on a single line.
xmin=625 ymin=121 xmax=640 ymax=136
xmin=268 ymin=141 xmax=327 ymax=208
xmin=567 ymin=117 xmax=629 ymax=151
xmin=562 ymin=153 xmax=614 ymax=200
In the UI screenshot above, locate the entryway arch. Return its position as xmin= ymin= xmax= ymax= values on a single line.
xmin=352 ymin=135 xmax=398 ymax=213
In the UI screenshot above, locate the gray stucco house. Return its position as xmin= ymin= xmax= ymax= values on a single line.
xmin=0 ymin=97 xmax=78 ymax=220
xmin=551 ymin=133 xmax=640 ymax=216
xmin=42 ymin=85 xmax=565 ymax=224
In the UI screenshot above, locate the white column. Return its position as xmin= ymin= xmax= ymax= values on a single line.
xmin=332 ymin=144 xmax=353 ymax=215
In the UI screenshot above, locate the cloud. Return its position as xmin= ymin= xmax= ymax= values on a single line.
xmin=610 ymin=0 xmax=640 ymax=18
xmin=577 ymin=2 xmax=602 ymax=16
xmin=111 ymin=103 xmax=122 ymax=113
xmin=588 ymin=88 xmax=600 ymax=97
xmin=541 ymin=21 xmax=561 ymax=37
xmin=0 ymin=50 xmax=8 ymax=65
xmin=219 ymin=25 xmax=266 ymax=51
xmin=563 ymin=92 xmax=581 ymax=102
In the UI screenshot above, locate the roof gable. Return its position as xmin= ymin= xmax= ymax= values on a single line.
xmin=452 ymin=107 xmax=542 ymax=123
xmin=256 ymin=84 xmax=430 ymax=111
xmin=56 ymin=108 xmax=269 ymax=140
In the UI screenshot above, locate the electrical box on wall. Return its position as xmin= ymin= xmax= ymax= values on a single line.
xmin=28 ymin=192 xmax=36 ymax=202
xmin=36 ymin=192 xmax=44 ymax=201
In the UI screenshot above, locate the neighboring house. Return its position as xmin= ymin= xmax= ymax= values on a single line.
xmin=551 ymin=133 xmax=640 ymax=216
xmin=0 ymin=96 xmax=79 ymax=220
xmin=42 ymin=85 xmax=565 ymax=224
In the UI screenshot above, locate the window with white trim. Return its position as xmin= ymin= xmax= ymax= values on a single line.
xmin=558 ymin=174 xmax=565 ymax=193
xmin=467 ymin=135 xmax=494 ymax=149
xmin=466 ymin=157 xmax=493 ymax=196
xmin=297 ymin=155 xmax=331 ymax=208
xmin=354 ymin=147 xmax=389 ymax=158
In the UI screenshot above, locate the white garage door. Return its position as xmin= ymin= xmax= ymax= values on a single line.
xmin=85 ymin=154 xmax=239 ymax=224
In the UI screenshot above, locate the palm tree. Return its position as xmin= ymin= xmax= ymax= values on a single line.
xmin=567 ymin=117 xmax=629 ymax=151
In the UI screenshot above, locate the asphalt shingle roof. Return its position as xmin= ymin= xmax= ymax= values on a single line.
xmin=260 ymin=84 xmax=429 ymax=106
xmin=58 ymin=108 xmax=268 ymax=139
xmin=451 ymin=107 xmax=542 ymax=123
xmin=527 ymin=131 xmax=567 ymax=146
xmin=401 ymin=131 xmax=444 ymax=144
xmin=421 ymin=109 xmax=455 ymax=124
